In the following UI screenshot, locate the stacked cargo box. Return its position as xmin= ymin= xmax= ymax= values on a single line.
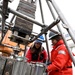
xmin=13 ymin=0 xmax=36 ymax=36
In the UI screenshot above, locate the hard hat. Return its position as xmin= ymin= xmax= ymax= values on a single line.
xmin=35 ymin=35 xmax=44 ymax=44
xmin=35 ymin=40 xmax=42 ymax=44
xmin=38 ymin=35 xmax=44 ymax=40
xmin=49 ymin=31 xmax=59 ymax=40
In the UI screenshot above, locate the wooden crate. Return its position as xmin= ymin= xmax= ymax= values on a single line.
xmin=15 ymin=17 xmax=33 ymax=33
xmin=14 ymin=0 xmax=36 ymax=34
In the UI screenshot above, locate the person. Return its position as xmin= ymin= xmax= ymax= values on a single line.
xmin=47 ymin=31 xmax=72 ymax=75
xmin=25 ymin=35 xmax=47 ymax=63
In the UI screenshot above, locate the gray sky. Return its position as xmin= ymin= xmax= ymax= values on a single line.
xmin=7 ymin=0 xmax=75 ymax=33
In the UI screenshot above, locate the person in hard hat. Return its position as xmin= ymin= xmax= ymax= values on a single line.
xmin=25 ymin=35 xmax=48 ymax=63
xmin=47 ymin=31 xmax=72 ymax=75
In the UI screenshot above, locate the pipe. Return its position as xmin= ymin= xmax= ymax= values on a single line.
xmin=49 ymin=0 xmax=75 ymax=44
xmin=39 ymin=0 xmax=50 ymax=63
xmin=31 ymin=18 xmax=60 ymax=42
xmin=46 ymin=0 xmax=75 ymax=66
xmin=1 ymin=0 xmax=9 ymax=41
xmin=9 ymin=8 xmax=46 ymax=27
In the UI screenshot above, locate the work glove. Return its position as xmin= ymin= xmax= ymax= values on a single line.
xmin=47 ymin=62 xmax=52 ymax=65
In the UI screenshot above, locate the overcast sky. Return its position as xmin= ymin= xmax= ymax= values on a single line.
xmin=33 ymin=0 xmax=75 ymax=33
xmin=7 ymin=0 xmax=75 ymax=33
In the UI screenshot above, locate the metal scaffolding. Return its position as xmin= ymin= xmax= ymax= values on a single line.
xmin=0 ymin=0 xmax=75 ymax=66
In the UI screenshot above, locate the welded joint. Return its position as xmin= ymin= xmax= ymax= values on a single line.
xmin=53 ymin=17 xmax=60 ymax=25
